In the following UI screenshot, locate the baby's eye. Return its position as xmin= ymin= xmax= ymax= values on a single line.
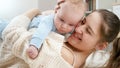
xmin=60 ymin=18 xmax=64 ymax=22
xmin=69 ymin=24 xmax=74 ymax=26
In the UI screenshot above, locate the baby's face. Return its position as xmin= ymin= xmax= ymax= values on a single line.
xmin=54 ymin=11 xmax=77 ymax=34
xmin=54 ymin=1 xmax=87 ymax=34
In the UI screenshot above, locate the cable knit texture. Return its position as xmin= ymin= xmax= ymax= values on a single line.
xmin=0 ymin=15 xmax=73 ymax=68
xmin=0 ymin=13 xmax=110 ymax=68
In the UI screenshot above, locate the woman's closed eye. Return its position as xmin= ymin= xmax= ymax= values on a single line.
xmin=69 ymin=24 xmax=74 ymax=27
xmin=86 ymin=28 xmax=91 ymax=35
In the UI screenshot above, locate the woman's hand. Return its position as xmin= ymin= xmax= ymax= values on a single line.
xmin=23 ymin=8 xmax=41 ymax=20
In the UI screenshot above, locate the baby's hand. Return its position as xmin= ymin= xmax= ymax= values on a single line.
xmin=26 ymin=45 xmax=39 ymax=59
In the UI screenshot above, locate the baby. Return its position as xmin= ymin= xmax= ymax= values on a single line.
xmin=27 ymin=0 xmax=88 ymax=59
xmin=0 ymin=0 xmax=88 ymax=59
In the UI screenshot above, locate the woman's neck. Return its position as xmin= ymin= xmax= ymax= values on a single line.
xmin=65 ymin=42 xmax=93 ymax=55
xmin=63 ymin=42 xmax=93 ymax=68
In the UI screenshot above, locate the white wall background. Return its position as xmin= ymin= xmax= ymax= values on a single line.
xmin=96 ymin=0 xmax=115 ymax=10
xmin=96 ymin=0 xmax=120 ymax=11
xmin=38 ymin=0 xmax=57 ymax=11
xmin=0 ymin=0 xmax=38 ymax=20
xmin=0 ymin=0 xmax=119 ymax=20
xmin=116 ymin=0 xmax=120 ymax=2
xmin=0 ymin=0 xmax=56 ymax=20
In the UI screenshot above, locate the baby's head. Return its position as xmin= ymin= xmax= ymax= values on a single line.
xmin=54 ymin=0 xmax=88 ymax=34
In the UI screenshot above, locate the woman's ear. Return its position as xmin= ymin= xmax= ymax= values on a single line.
xmin=95 ymin=42 xmax=108 ymax=50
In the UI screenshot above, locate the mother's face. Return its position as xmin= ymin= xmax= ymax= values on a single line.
xmin=67 ymin=12 xmax=102 ymax=51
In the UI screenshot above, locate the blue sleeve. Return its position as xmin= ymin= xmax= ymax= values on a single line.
xmin=30 ymin=15 xmax=54 ymax=49
xmin=28 ymin=15 xmax=44 ymax=29
xmin=0 ymin=19 xmax=9 ymax=39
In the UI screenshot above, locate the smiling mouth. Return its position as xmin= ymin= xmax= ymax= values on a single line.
xmin=72 ymin=33 xmax=82 ymax=41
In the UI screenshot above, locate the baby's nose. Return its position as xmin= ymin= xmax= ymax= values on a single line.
xmin=62 ymin=24 xmax=68 ymax=28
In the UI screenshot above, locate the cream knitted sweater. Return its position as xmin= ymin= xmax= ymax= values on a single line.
xmin=0 ymin=14 xmax=110 ymax=68
xmin=0 ymin=15 xmax=73 ymax=68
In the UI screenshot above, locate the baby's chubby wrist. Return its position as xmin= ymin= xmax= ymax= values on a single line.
xmin=29 ymin=44 xmax=39 ymax=50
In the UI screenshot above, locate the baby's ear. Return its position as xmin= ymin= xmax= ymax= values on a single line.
xmin=95 ymin=42 xmax=108 ymax=50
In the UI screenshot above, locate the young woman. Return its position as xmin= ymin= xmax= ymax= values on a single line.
xmin=0 ymin=9 xmax=119 ymax=68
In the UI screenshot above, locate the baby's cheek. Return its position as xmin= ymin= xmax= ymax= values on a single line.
xmin=72 ymin=27 xmax=76 ymax=31
xmin=69 ymin=27 xmax=75 ymax=33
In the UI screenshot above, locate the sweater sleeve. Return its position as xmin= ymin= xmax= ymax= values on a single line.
xmin=2 ymin=15 xmax=34 ymax=65
xmin=2 ymin=14 xmax=72 ymax=68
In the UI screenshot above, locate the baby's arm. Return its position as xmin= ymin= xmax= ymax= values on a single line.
xmin=0 ymin=19 xmax=9 ymax=39
xmin=27 ymin=14 xmax=54 ymax=59
xmin=30 ymin=14 xmax=54 ymax=48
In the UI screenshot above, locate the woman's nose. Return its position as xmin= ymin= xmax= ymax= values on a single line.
xmin=75 ymin=26 xmax=83 ymax=34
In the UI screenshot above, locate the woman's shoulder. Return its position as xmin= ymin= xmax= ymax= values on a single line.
xmin=85 ymin=50 xmax=110 ymax=67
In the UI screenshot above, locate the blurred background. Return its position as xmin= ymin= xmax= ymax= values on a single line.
xmin=0 ymin=0 xmax=57 ymax=20
xmin=0 ymin=0 xmax=120 ymax=20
